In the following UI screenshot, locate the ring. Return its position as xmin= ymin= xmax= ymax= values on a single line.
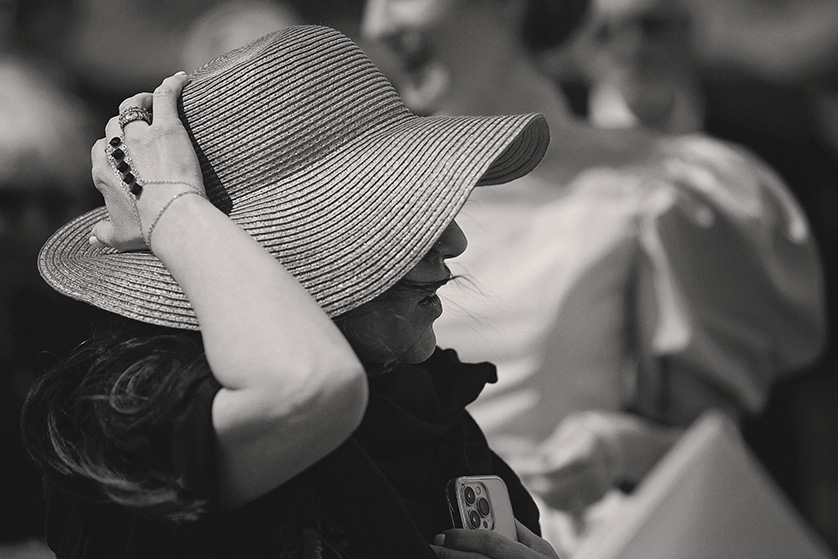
xmin=118 ymin=106 xmax=152 ymax=129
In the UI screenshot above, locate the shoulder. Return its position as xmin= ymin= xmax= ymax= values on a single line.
xmin=653 ymin=132 xmax=781 ymax=184
xmin=641 ymin=133 xmax=810 ymax=241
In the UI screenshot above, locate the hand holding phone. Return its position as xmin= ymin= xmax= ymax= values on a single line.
xmin=432 ymin=519 xmax=561 ymax=559
xmin=445 ymin=475 xmax=517 ymax=541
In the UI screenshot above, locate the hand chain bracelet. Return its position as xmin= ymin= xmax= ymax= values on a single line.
xmin=105 ymin=134 xmax=207 ymax=249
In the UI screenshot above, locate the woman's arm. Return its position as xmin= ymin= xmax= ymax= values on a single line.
xmin=91 ymin=73 xmax=368 ymax=509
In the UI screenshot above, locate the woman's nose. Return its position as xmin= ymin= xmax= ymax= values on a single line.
xmin=434 ymin=220 xmax=467 ymax=259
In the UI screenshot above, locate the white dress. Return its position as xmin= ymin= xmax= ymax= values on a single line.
xmin=435 ymin=133 xmax=825 ymax=457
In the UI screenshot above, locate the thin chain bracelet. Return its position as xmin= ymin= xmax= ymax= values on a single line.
xmin=145 ymin=190 xmax=208 ymax=248
xmin=105 ymin=135 xmax=208 ymax=249
xmin=142 ymin=179 xmax=204 ymax=193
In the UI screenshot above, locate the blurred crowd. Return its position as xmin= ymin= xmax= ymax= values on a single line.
xmin=1 ymin=0 xmax=837 ymax=556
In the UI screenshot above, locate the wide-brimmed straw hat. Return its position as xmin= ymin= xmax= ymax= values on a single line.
xmin=38 ymin=25 xmax=549 ymax=330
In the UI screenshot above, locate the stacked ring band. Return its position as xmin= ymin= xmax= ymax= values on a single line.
xmin=118 ymin=106 xmax=152 ymax=129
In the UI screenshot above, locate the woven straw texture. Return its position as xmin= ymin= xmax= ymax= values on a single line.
xmin=38 ymin=26 xmax=549 ymax=330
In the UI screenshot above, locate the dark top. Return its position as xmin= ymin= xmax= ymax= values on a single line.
xmin=43 ymin=348 xmax=540 ymax=558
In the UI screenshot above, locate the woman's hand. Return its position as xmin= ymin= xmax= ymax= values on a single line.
xmin=90 ymin=72 xmax=205 ymax=251
xmin=431 ymin=520 xmax=560 ymax=559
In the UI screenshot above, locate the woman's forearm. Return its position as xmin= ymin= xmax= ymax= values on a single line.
xmin=151 ymin=192 xmax=368 ymax=508
xmin=150 ymin=193 xmax=362 ymax=391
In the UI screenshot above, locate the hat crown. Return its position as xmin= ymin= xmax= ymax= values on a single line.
xmin=180 ymin=25 xmax=410 ymax=206
xmin=38 ymin=25 xmax=548 ymax=329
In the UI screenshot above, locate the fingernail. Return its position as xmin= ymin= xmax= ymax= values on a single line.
xmin=175 ymin=70 xmax=187 ymax=76
xmin=89 ymin=235 xmax=101 ymax=247
xmin=433 ymin=534 xmax=445 ymax=546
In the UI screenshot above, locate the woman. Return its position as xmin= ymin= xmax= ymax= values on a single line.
xmin=23 ymin=26 xmax=557 ymax=558
xmin=361 ymin=0 xmax=825 ymax=550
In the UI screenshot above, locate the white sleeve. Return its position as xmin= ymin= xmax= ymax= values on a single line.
xmin=633 ymin=134 xmax=826 ymax=414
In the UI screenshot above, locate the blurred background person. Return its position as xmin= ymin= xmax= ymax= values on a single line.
xmin=566 ymin=0 xmax=838 ymax=541
xmin=576 ymin=0 xmax=838 ymax=346
xmin=360 ymin=0 xmax=828 ymax=554
xmin=584 ymin=0 xmax=698 ymax=133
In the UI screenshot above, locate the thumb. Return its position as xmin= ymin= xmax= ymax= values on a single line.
xmin=90 ymin=219 xmax=116 ymax=248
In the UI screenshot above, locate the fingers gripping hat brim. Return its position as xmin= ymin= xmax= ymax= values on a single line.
xmin=38 ymin=26 xmax=549 ymax=330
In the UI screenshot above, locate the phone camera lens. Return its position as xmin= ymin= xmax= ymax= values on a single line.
xmin=464 ymin=486 xmax=476 ymax=505
xmin=477 ymin=497 xmax=490 ymax=516
xmin=469 ymin=510 xmax=481 ymax=528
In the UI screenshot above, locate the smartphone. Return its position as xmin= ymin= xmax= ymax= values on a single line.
xmin=445 ymin=475 xmax=517 ymax=541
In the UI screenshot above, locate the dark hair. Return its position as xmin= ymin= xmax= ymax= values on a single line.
xmin=521 ymin=0 xmax=591 ymax=51
xmin=21 ymin=317 xmax=212 ymax=522
xmin=22 ymin=274 xmax=457 ymax=517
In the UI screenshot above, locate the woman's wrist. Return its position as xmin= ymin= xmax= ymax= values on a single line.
xmin=143 ymin=190 xmax=217 ymax=254
xmin=143 ymin=187 xmax=207 ymax=248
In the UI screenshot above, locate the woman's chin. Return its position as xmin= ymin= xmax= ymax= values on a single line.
xmin=401 ymin=330 xmax=438 ymax=364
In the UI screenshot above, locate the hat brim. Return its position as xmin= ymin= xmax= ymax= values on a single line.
xmin=39 ymin=112 xmax=548 ymax=330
